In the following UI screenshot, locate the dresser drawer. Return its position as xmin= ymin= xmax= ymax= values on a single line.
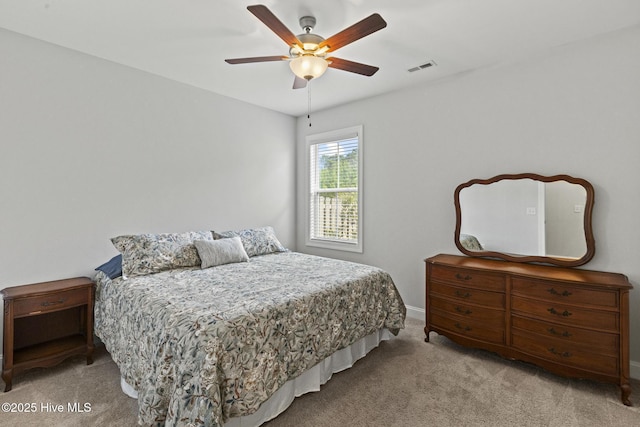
xmin=12 ymin=289 xmax=88 ymax=317
xmin=511 ymin=315 xmax=618 ymax=355
xmin=431 ymin=295 xmax=504 ymax=323
xmin=511 ymin=296 xmax=618 ymax=331
xmin=430 ymin=265 xmax=505 ymax=292
xmin=511 ymin=331 xmax=618 ymax=376
xmin=512 ymin=278 xmax=618 ymax=309
xmin=431 ymin=310 xmax=504 ymax=344
xmin=430 ymin=281 xmax=505 ymax=308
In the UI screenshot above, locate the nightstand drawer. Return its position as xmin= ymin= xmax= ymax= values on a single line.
xmin=12 ymin=289 xmax=88 ymax=317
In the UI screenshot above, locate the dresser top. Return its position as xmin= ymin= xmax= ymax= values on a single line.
xmin=426 ymin=254 xmax=632 ymax=290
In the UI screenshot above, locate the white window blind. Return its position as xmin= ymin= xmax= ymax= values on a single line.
xmin=306 ymin=126 xmax=363 ymax=252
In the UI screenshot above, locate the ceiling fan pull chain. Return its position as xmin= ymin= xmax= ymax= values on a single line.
xmin=308 ymin=82 xmax=312 ymax=127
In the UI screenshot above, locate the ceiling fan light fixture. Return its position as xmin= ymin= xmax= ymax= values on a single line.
xmin=289 ymin=55 xmax=328 ymax=80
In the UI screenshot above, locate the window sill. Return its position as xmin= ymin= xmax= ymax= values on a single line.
xmin=306 ymin=238 xmax=363 ymax=253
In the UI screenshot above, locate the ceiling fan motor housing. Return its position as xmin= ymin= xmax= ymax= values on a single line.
xmin=299 ymin=16 xmax=316 ymax=33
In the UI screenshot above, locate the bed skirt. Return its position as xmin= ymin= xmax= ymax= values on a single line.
xmin=120 ymin=328 xmax=392 ymax=426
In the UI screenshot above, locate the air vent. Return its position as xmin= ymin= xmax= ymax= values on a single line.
xmin=408 ymin=60 xmax=437 ymax=73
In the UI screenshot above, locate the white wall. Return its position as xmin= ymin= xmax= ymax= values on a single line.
xmin=0 ymin=29 xmax=296 ymax=348
xmin=296 ymin=26 xmax=640 ymax=372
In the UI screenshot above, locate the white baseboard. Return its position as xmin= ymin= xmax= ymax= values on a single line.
xmin=631 ymin=360 xmax=640 ymax=380
xmin=405 ymin=304 xmax=424 ymax=320
xmin=404 ymin=305 xmax=640 ymax=380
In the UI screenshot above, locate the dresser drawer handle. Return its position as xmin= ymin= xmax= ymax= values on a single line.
xmin=454 ymin=323 xmax=472 ymax=332
xmin=454 ymin=290 xmax=472 ymax=298
xmin=547 ymin=327 xmax=572 ymax=338
xmin=455 ymin=306 xmax=472 ymax=315
xmin=547 ymin=307 xmax=572 ymax=317
xmin=548 ymin=347 xmax=572 ymax=358
xmin=547 ymin=288 xmax=572 ymax=297
xmin=41 ymin=299 xmax=66 ymax=307
xmin=455 ymin=273 xmax=472 ymax=281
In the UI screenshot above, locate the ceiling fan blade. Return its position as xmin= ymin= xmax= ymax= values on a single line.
xmin=225 ymin=55 xmax=288 ymax=64
xmin=327 ymin=57 xmax=379 ymax=76
xmin=318 ymin=13 xmax=387 ymax=52
xmin=247 ymin=4 xmax=301 ymax=47
xmin=293 ymin=75 xmax=307 ymax=89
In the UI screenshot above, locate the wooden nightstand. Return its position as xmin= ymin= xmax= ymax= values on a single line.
xmin=1 ymin=277 xmax=94 ymax=392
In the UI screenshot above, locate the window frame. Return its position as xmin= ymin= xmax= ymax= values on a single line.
xmin=305 ymin=125 xmax=364 ymax=253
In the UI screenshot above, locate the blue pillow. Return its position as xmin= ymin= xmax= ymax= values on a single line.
xmin=95 ymin=254 xmax=122 ymax=279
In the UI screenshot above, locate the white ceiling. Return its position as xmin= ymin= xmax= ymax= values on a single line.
xmin=1 ymin=0 xmax=639 ymax=116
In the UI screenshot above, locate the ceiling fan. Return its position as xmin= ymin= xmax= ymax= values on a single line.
xmin=225 ymin=4 xmax=387 ymax=89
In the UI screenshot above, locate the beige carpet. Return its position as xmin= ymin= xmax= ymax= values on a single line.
xmin=1 ymin=317 xmax=638 ymax=426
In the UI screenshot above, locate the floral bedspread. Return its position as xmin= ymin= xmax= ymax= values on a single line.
xmin=94 ymin=252 xmax=406 ymax=426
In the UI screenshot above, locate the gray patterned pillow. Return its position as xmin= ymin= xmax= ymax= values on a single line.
xmin=213 ymin=226 xmax=287 ymax=257
xmin=111 ymin=230 xmax=214 ymax=277
xmin=194 ymin=237 xmax=249 ymax=268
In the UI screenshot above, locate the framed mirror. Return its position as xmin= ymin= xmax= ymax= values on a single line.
xmin=454 ymin=173 xmax=595 ymax=267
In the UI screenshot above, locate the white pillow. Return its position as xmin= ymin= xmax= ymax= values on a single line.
xmin=194 ymin=237 xmax=249 ymax=268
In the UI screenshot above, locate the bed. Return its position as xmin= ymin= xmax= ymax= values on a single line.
xmin=94 ymin=227 xmax=406 ymax=426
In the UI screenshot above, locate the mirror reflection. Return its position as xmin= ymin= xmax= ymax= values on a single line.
xmin=455 ymin=174 xmax=595 ymax=266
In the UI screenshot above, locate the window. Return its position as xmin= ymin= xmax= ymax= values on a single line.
xmin=305 ymin=126 xmax=363 ymax=252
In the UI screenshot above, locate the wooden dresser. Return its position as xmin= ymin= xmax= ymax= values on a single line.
xmin=2 ymin=277 xmax=95 ymax=391
xmin=425 ymin=254 xmax=632 ymax=405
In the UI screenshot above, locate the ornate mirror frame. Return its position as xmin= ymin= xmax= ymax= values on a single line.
xmin=454 ymin=173 xmax=595 ymax=267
